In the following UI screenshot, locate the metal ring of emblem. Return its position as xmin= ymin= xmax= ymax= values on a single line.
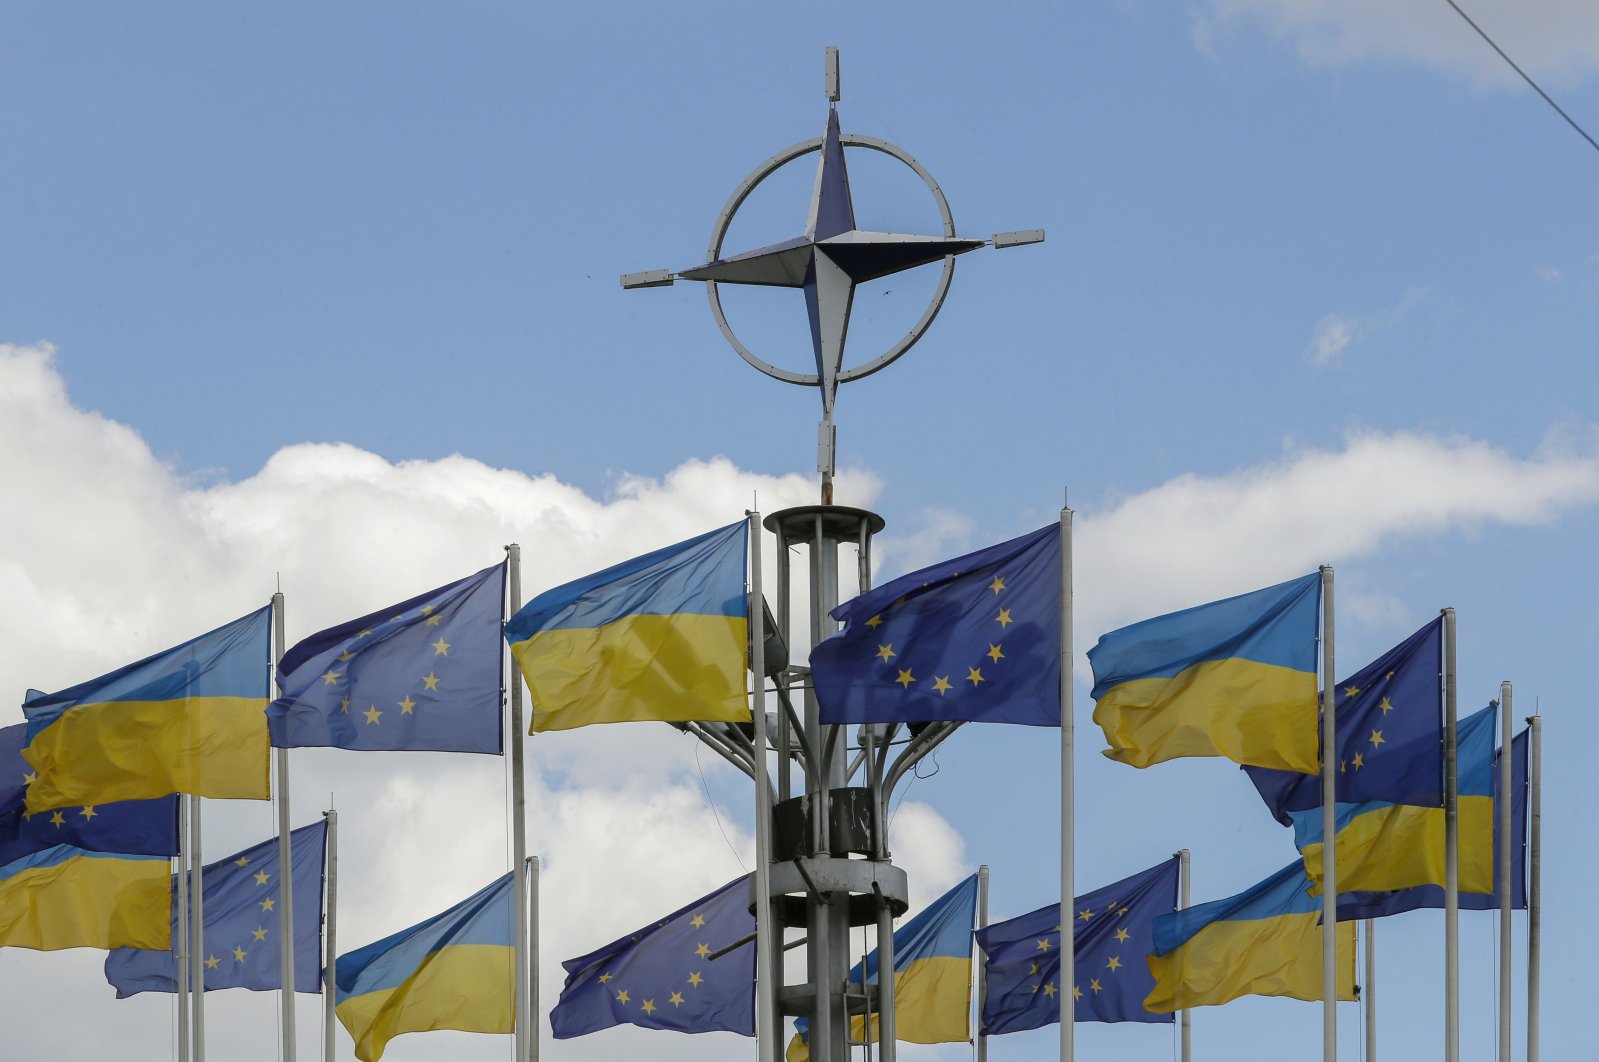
xmin=703 ymin=133 xmax=959 ymax=388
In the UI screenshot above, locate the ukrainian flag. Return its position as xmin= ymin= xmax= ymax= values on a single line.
xmin=335 ymin=872 xmax=515 ymax=1062
xmin=1292 ymin=703 xmax=1496 ymax=895
xmin=22 ymin=606 xmax=272 ymax=812
xmin=1089 ymin=573 xmax=1321 ymax=772
xmin=1146 ymin=860 xmax=1356 ymax=1013
xmin=505 ymin=522 xmax=750 ymax=733
xmin=789 ymin=874 xmax=977 ymax=1059
xmin=0 ymin=845 xmax=171 ymax=951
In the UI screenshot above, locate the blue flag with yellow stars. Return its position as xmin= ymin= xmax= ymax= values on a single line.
xmin=268 ymin=563 xmax=505 ymax=753
xmin=811 ymin=524 xmax=1061 ymax=727
xmin=551 ymin=874 xmax=755 ymax=1039
xmin=1245 ymin=616 xmax=1443 ymax=825
xmin=104 ymin=819 xmax=328 ymax=996
xmin=976 ymin=857 xmax=1179 ymax=1033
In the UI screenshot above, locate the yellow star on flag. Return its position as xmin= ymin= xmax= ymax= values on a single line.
xmin=690 ymin=915 xmax=705 ymax=928
xmin=931 ymin=675 xmax=952 ymax=694
xmin=1369 ymin=729 xmax=1385 ymax=748
xmin=694 ymin=943 xmax=711 ymax=959
xmin=254 ymin=870 xmax=270 ymax=886
xmin=398 ymin=695 xmax=416 ymax=715
xmin=261 ymin=897 xmax=276 ymax=912
xmin=1106 ymin=956 xmax=1122 ymax=971
xmin=205 ymin=955 xmax=220 ymax=970
xmin=49 ymin=811 xmax=64 ymax=827
xmin=864 ymin=614 xmax=883 ymax=629
xmin=321 ymin=670 xmax=342 ymax=686
xmin=422 ymin=672 xmax=440 ymax=691
xmin=687 ymin=972 xmax=704 ymax=987
xmin=966 ymin=667 xmax=985 ymax=686
xmin=996 ymin=608 xmax=1013 ymax=628
xmin=986 ymin=643 xmax=1004 ymax=662
xmin=430 ymin=637 xmax=451 ymax=656
xmin=669 ymin=991 xmax=685 ymax=1007
xmin=875 ymin=643 xmax=895 ymax=662
xmin=253 ymin=927 xmax=268 ymax=942
xmin=642 ymin=999 xmax=657 ymax=1014
xmin=233 ymin=946 xmax=247 ymax=962
xmin=364 ymin=705 xmax=382 ymax=725
xmin=989 ymin=576 xmax=1006 ymax=594
xmin=1043 ymin=982 xmax=1057 ymax=998
xmin=615 ymin=990 xmax=630 ymax=1004
xmin=79 ymin=805 xmax=97 ymax=820
xmin=896 ymin=668 xmax=915 ymax=688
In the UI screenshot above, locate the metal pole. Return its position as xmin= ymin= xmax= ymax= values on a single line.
xmin=272 ymin=592 xmax=297 ymax=1062
xmin=1178 ymin=849 xmax=1191 ymax=1062
xmin=1498 ymin=681 xmax=1513 ymax=1062
xmin=323 ymin=810 xmax=338 ymax=1062
xmin=1060 ymin=500 xmax=1074 ymax=1062
xmin=976 ymin=865 xmax=989 ymax=1062
xmin=505 ymin=544 xmax=530 ymax=1062
xmin=874 ymin=885 xmax=897 ymax=1061
xmin=190 ymin=796 xmax=206 ymax=1062
xmin=1442 ymin=607 xmax=1459 ymax=1062
xmin=177 ymin=796 xmax=191 ymax=1062
xmin=529 ymin=855 xmax=540 ymax=1062
xmin=1364 ymin=919 xmax=1376 ymax=1062
xmin=1526 ymin=713 xmax=1541 ymax=1062
xmin=1320 ymin=566 xmax=1337 ymax=1062
xmin=748 ymin=512 xmax=779 ymax=1062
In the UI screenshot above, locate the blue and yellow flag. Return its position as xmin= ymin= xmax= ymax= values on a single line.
xmin=976 ymin=857 xmax=1179 ymax=1033
xmin=789 ymin=874 xmax=977 ymax=1059
xmin=1291 ymin=702 xmax=1496 ymax=896
xmin=268 ymin=563 xmax=505 ymax=753
xmin=505 ymin=522 xmax=750 ymax=732
xmin=1338 ymin=726 xmax=1528 ymax=919
xmin=335 ymin=872 xmax=515 ymax=1062
xmin=1146 ymin=860 xmax=1356 ymax=1013
xmin=551 ymin=874 xmax=754 ymax=1038
xmin=0 ymin=724 xmax=176 ymax=951
xmin=811 ymin=525 xmax=1061 ymax=727
xmin=22 ymin=606 xmax=272 ymax=811
xmin=1247 ymin=617 xmax=1443 ymax=824
xmin=1089 ymin=573 xmax=1321 ymax=772
xmin=105 ymin=819 xmax=327 ymax=996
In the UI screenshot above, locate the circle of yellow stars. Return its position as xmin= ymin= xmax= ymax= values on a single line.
xmin=315 ymin=602 xmax=453 ymax=728
xmin=1336 ymin=670 xmax=1400 ymax=776
xmin=1026 ymin=899 xmax=1135 ymax=1003
xmin=594 ymin=908 xmax=719 ymax=1022
xmin=866 ymin=573 xmax=1013 ymax=698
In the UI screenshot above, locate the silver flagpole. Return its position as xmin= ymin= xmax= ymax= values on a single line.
xmin=1364 ymin=919 xmax=1376 ymax=1062
xmin=177 ymin=796 xmax=191 ymax=1062
xmin=976 ymin=864 xmax=989 ymax=1062
xmin=1442 ymin=607 xmax=1459 ymax=1062
xmin=190 ymin=796 xmax=206 ymax=1062
xmin=1498 ymin=681 xmax=1513 ymax=1062
xmin=529 ymin=855 xmax=540 ymax=1062
xmin=1526 ymin=713 xmax=1541 ymax=1062
xmin=505 ymin=545 xmax=530 ymax=1062
xmin=323 ymin=809 xmax=338 ymax=1062
xmin=1060 ymin=498 xmax=1074 ymax=1062
xmin=1178 ymin=849 xmax=1191 ymax=1062
xmin=1319 ymin=566 xmax=1337 ymax=1062
xmin=272 ymin=592 xmax=297 ymax=1062
xmin=747 ymin=510 xmax=779 ymax=1062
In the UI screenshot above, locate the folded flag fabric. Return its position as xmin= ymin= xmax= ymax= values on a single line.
xmin=976 ymin=856 xmax=1179 ymax=1033
xmin=336 ymin=872 xmax=515 ymax=1062
xmin=268 ymin=563 xmax=505 ymax=753
xmin=1291 ymin=703 xmax=1495 ymax=896
xmin=551 ymin=874 xmax=755 ymax=1038
xmin=811 ymin=525 xmax=1061 ymax=727
xmin=1089 ymin=574 xmax=1321 ymax=772
xmin=1337 ymin=726 xmax=1529 ymax=919
xmin=104 ymin=819 xmax=327 ymax=996
xmin=1146 ymin=859 xmax=1356 ymax=1013
xmin=789 ymin=874 xmax=977 ymax=1059
xmin=505 ymin=522 xmax=750 ymax=732
xmin=1247 ymin=617 xmax=1443 ymax=824
xmin=0 ymin=723 xmax=176 ymax=952
xmin=22 ymin=606 xmax=272 ymax=812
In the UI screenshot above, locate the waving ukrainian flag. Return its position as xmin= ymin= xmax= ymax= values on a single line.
xmin=505 ymin=522 xmax=749 ymax=732
xmin=22 ymin=606 xmax=272 ymax=812
xmin=1089 ymin=573 xmax=1321 ymax=772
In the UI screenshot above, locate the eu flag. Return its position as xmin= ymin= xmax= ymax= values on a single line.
xmin=976 ymin=857 xmax=1178 ymax=1033
xmin=268 ymin=563 xmax=505 ymax=753
xmin=551 ymin=875 xmax=754 ymax=1038
xmin=104 ymin=819 xmax=327 ymax=996
xmin=811 ymin=524 xmax=1061 ymax=727
xmin=1246 ymin=617 xmax=1443 ymax=823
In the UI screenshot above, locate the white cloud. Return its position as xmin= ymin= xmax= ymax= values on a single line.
xmin=1199 ymin=0 xmax=1599 ymax=85
xmin=1304 ymin=288 xmax=1426 ymax=369
xmin=1536 ymin=265 xmax=1563 ymax=283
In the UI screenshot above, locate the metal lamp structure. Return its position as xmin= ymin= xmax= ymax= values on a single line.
xmin=622 ymin=48 xmax=1043 ymax=1062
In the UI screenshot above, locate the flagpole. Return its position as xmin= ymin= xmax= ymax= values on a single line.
xmin=505 ymin=544 xmax=530 ymax=1062
xmin=190 ymin=796 xmax=206 ymax=1062
xmin=323 ymin=809 xmax=338 ymax=1062
xmin=1060 ymin=497 xmax=1074 ymax=1062
xmin=976 ymin=864 xmax=989 ymax=1062
xmin=1178 ymin=849 xmax=1190 ymax=1062
xmin=747 ymin=511 xmax=779 ymax=1062
xmin=272 ymin=591 xmax=297 ymax=1062
xmin=177 ymin=796 xmax=191 ymax=1062
xmin=1319 ymin=565 xmax=1337 ymax=1062
xmin=1442 ymin=606 xmax=1459 ymax=1062
xmin=1526 ymin=712 xmax=1541 ymax=1062
xmin=1364 ymin=919 xmax=1376 ymax=1062
xmin=529 ymin=855 xmax=540 ymax=1062
xmin=1498 ymin=680 xmax=1513 ymax=1062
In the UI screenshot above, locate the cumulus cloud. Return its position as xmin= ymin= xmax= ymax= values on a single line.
xmin=1198 ymin=0 xmax=1599 ymax=85
xmin=1305 ymin=288 xmax=1426 ymax=369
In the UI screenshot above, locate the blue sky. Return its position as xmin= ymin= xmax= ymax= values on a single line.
xmin=2 ymin=2 xmax=1596 ymax=1059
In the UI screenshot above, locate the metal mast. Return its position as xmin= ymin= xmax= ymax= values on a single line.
xmin=622 ymin=48 xmax=1042 ymax=1062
